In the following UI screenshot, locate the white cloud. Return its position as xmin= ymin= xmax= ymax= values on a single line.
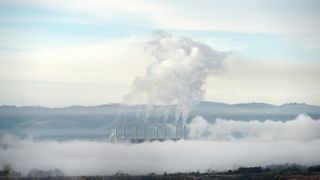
xmin=3 ymin=0 xmax=320 ymax=36
xmin=1 ymin=135 xmax=320 ymax=176
xmin=188 ymin=114 xmax=320 ymax=141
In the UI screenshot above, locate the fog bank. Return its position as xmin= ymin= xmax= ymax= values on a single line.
xmin=1 ymin=137 xmax=319 ymax=176
xmin=188 ymin=114 xmax=320 ymax=141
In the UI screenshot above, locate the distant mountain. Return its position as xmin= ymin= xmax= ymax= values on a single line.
xmin=0 ymin=101 xmax=319 ymax=140
xmin=232 ymin=102 xmax=276 ymax=108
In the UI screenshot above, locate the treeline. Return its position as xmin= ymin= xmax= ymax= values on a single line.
xmin=217 ymin=163 xmax=320 ymax=175
xmin=0 ymin=165 xmax=63 ymax=179
xmin=164 ymin=164 xmax=320 ymax=180
xmin=1 ymin=164 xmax=320 ymax=179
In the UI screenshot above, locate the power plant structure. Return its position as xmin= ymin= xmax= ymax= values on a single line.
xmin=111 ymin=124 xmax=187 ymax=143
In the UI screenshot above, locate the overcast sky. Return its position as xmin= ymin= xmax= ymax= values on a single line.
xmin=0 ymin=0 xmax=320 ymax=106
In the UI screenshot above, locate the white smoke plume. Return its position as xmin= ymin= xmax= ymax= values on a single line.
xmin=125 ymin=32 xmax=227 ymax=124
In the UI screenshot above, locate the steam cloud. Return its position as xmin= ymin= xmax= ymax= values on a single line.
xmin=188 ymin=114 xmax=320 ymax=141
xmin=1 ymin=114 xmax=320 ymax=176
xmin=125 ymin=32 xmax=227 ymax=123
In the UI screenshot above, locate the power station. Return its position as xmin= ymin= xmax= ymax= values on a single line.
xmin=111 ymin=124 xmax=187 ymax=143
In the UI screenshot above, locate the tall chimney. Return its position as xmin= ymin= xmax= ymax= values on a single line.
xmin=144 ymin=124 xmax=147 ymax=142
xmin=176 ymin=124 xmax=179 ymax=141
xmin=123 ymin=125 xmax=127 ymax=141
xmin=156 ymin=124 xmax=159 ymax=141
xmin=164 ymin=124 xmax=167 ymax=140
xmin=135 ymin=125 xmax=138 ymax=143
xmin=184 ymin=124 xmax=187 ymax=140
xmin=115 ymin=125 xmax=117 ymax=143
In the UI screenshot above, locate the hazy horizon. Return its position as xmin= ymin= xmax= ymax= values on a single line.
xmin=1 ymin=100 xmax=319 ymax=108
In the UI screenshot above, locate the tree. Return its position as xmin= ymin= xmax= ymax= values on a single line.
xmin=3 ymin=164 xmax=12 ymax=177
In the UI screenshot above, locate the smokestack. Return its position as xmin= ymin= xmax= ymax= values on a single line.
xmin=156 ymin=124 xmax=159 ymax=141
xmin=184 ymin=124 xmax=187 ymax=140
xmin=144 ymin=124 xmax=147 ymax=142
xmin=124 ymin=125 xmax=127 ymax=141
xmin=115 ymin=125 xmax=117 ymax=143
xmin=164 ymin=124 xmax=167 ymax=140
xmin=135 ymin=125 xmax=138 ymax=143
xmin=176 ymin=124 xmax=179 ymax=141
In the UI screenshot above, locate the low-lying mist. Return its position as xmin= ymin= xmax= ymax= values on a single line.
xmin=188 ymin=114 xmax=320 ymax=141
xmin=1 ymin=138 xmax=319 ymax=176
xmin=1 ymin=114 xmax=319 ymax=176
